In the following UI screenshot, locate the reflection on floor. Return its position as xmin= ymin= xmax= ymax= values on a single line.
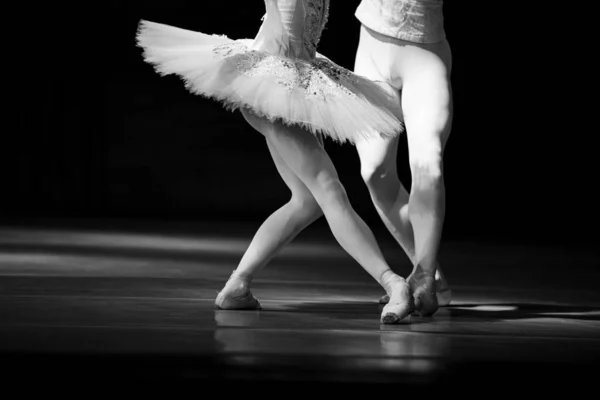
xmin=0 ymin=225 xmax=598 ymax=392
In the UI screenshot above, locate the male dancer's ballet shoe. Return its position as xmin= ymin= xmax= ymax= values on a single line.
xmin=215 ymin=273 xmax=262 ymax=310
xmin=380 ymin=278 xmax=414 ymax=324
xmin=407 ymin=271 xmax=438 ymax=317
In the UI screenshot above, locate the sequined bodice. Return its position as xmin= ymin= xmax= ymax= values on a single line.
xmin=253 ymin=0 xmax=330 ymax=61
xmin=302 ymin=0 xmax=329 ymax=58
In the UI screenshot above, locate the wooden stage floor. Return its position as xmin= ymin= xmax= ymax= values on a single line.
xmin=1 ymin=223 xmax=598 ymax=393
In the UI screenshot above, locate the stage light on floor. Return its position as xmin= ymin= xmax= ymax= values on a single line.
xmin=0 ymin=228 xmax=344 ymax=258
xmin=452 ymin=305 xmax=518 ymax=312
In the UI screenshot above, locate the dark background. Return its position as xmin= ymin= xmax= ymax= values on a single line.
xmin=4 ymin=1 xmax=597 ymax=248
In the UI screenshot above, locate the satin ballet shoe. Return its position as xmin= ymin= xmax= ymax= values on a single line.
xmin=380 ymin=278 xmax=414 ymax=324
xmin=215 ymin=273 xmax=262 ymax=310
xmin=407 ymin=271 xmax=438 ymax=317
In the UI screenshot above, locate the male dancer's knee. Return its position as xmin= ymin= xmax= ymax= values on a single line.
xmin=409 ymin=150 xmax=445 ymax=211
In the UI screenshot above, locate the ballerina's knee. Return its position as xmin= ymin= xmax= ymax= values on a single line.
xmin=311 ymin=174 xmax=349 ymax=209
xmin=289 ymin=196 xmax=323 ymax=221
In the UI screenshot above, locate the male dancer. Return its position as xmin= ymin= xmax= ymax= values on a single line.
xmin=354 ymin=0 xmax=453 ymax=315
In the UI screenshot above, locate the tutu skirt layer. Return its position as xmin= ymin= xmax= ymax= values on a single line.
xmin=137 ymin=20 xmax=403 ymax=143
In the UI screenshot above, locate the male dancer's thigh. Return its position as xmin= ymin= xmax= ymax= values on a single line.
xmin=354 ymin=25 xmax=402 ymax=92
xmin=354 ymin=25 xmax=403 ymax=160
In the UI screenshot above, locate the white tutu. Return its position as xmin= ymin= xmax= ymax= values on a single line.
xmin=136 ymin=5 xmax=403 ymax=144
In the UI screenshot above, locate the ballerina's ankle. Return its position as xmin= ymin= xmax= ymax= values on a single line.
xmin=229 ymin=270 xmax=254 ymax=285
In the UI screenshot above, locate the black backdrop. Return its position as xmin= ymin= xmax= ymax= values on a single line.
xmin=4 ymin=1 xmax=598 ymax=247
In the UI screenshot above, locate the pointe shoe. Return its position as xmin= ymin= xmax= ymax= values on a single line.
xmin=215 ymin=274 xmax=262 ymax=310
xmin=407 ymin=271 xmax=438 ymax=317
xmin=379 ymin=271 xmax=451 ymax=306
xmin=380 ymin=278 xmax=414 ymax=324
